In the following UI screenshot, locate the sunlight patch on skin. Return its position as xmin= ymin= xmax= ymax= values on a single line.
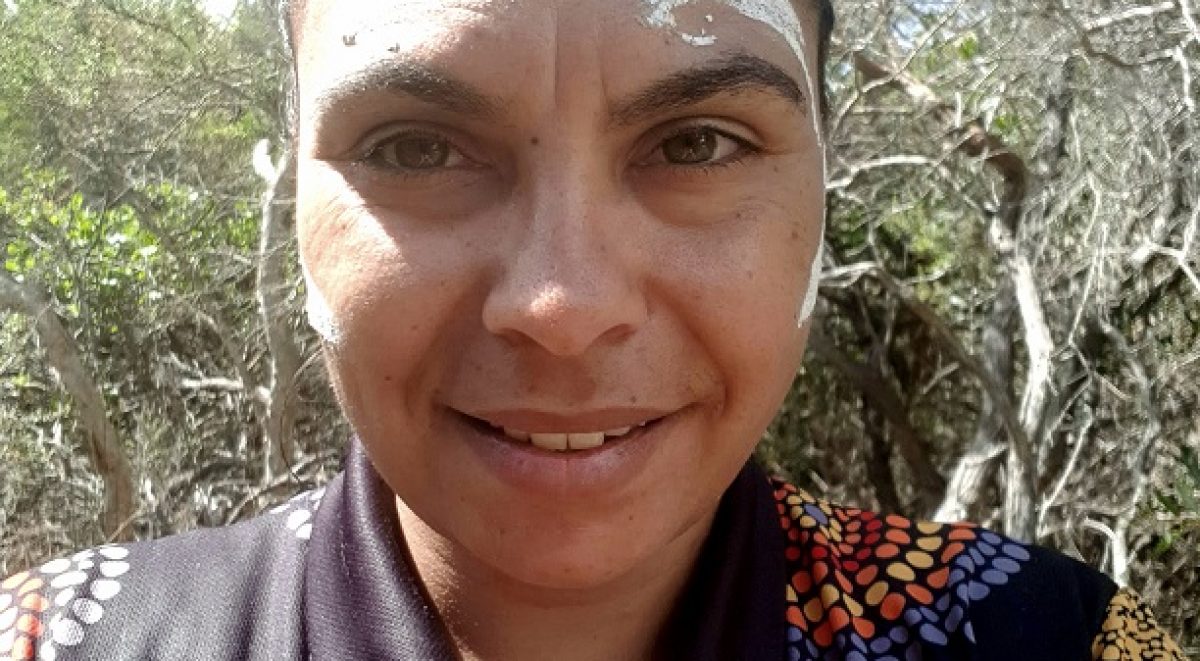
xmin=321 ymin=0 xmax=516 ymax=52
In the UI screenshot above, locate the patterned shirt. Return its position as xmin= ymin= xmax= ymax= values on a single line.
xmin=0 ymin=441 xmax=1185 ymax=660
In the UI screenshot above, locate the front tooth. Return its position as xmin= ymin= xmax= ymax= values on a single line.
xmin=503 ymin=427 xmax=531 ymax=441
xmin=603 ymin=427 xmax=631 ymax=438
xmin=567 ymin=432 xmax=605 ymax=450
xmin=529 ymin=432 xmax=568 ymax=451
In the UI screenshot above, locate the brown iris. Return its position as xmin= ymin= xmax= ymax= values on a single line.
xmin=377 ymin=134 xmax=451 ymax=169
xmin=661 ymin=128 xmax=718 ymax=164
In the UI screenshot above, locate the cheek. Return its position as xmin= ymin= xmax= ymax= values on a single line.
xmin=297 ymin=174 xmax=486 ymax=405
xmin=652 ymin=196 xmax=818 ymax=405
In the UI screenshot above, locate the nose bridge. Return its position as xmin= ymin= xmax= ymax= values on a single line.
xmin=483 ymin=155 xmax=644 ymax=356
xmin=528 ymin=160 xmax=605 ymax=287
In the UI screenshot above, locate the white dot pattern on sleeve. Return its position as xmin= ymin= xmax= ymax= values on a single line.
xmin=274 ymin=486 xmax=326 ymax=541
xmin=0 ymin=544 xmax=130 ymax=660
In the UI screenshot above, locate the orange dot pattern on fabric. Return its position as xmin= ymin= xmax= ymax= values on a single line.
xmin=0 ymin=545 xmax=131 ymax=661
xmin=1089 ymin=589 xmax=1185 ymax=660
xmin=774 ymin=481 xmax=1033 ymax=659
xmin=0 ymin=489 xmax=324 ymax=661
xmin=0 ymin=572 xmax=49 ymax=661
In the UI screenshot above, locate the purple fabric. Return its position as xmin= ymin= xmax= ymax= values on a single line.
xmin=0 ymin=436 xmax=1133 ymax=659
xmin=304 ymin=442 xmax=457 ymax=659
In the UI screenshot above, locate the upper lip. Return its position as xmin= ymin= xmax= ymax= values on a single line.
xmin=458 ymin=407 xmax=676 ymax=433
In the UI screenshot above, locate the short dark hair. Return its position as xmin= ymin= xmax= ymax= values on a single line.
xmin=281 ymin=0 xmax=835 ymax=114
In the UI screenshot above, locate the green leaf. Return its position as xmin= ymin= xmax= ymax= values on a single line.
xmin=1178 ymin=480 xmax=1199 ymax=514
xmin=957 ymin=34 xmax=978 ymax=60
xmin=1156 ymin=489 xmax=1182 ymax=515
xmin=1181 ymin=447 xmax=1200 ymax=484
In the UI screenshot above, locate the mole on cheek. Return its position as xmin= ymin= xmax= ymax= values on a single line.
xmin=530 ymin=136 xmax=540 ymax=146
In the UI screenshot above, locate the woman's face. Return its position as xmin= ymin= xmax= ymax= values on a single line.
xmin=294 ymin=0 xmax=824 ymax=589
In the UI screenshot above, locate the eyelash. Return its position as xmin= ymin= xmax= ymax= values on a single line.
xmin=352 ymin=122 xmax=761 ymax=178
xmin=355 ymin=128 xmax=470 ymax=179
xmin=646 ymin=122 xmax=761 ymax=171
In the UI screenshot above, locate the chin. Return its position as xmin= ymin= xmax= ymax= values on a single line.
xmin=487 ymin=538 xmax=646 ymax=592
xmin=451 ymin=480 xmax=715 ymax=595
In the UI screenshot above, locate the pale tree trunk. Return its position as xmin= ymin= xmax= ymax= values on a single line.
xmin=1083 ymin=321 xmax=1164 ymax=587
xmin=0 ymin=272 xmax=136 ymax=541
xmin=1005 ymin=259 xmax=1052 ymax=541
xmin=933 ymin=283 xmax=1014 ymax=523
xmin=254 ymin=140 xmax=302 ymax=484
xmin=1001 ymin=64 xmax=1077 ymax=541
xmin=853 ymin=53 xmax=1046 ymax=539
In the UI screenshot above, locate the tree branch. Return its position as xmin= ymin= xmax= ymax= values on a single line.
xmin=0 ymin=272 xmax=135 ymax=541
xmin=808 ymin=325 xmax=947 ymax=508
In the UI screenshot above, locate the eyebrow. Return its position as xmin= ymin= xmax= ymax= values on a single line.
xmin=610 ymin=52 xmax=808 ymax=127
xmin=313 ymin=60 xmax=500 ymax=119
xmin=312 ymin=52 xmax=805 ymax=125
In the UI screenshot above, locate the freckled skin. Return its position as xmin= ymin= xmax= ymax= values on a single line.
xmin=294 ymin=0 xmax=823 ymax=655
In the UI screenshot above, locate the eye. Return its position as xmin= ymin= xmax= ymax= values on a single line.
xmin=363 ymin=130 xmax=468 ymax=171
xmin=656 ymin=126 xmax=748 ymax=165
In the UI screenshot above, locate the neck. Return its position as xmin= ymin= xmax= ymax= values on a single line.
xmin=397 ymin=501 xmax=714 ymax=661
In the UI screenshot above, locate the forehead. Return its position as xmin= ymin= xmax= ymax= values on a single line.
xmin=294 ymin=0 xmax=818 ymax=103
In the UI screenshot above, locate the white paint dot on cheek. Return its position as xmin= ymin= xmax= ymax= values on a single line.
xmin=302 ymin=260 xmax=342 ymax=345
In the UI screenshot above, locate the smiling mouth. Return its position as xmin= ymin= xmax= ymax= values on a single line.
xmin=457 ymin=412 xmax=666 ymax=452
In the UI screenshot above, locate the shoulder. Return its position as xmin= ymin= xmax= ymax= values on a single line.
xmin=0 ymin=486 xmax=325 ymax=661
xmin=770 ymin=480 xmax=1180 ymax=660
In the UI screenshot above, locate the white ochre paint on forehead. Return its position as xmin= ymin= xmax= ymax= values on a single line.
xmin=301 ymin=0 xmax=515 ymax=86
xmin=639 ymin=0 xmax=825 ymax=152
xmin=302 ymin=0 xmax=826 ymax=333
xmin=640 ymin=0 xmax=827 ymax=325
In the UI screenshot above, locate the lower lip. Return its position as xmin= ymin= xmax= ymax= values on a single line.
xmin=453 ymin=410 xmax=680 ymax=497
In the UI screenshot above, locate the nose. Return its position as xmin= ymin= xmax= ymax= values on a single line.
xmin=481 ymin=175 xmax=647 ymax=357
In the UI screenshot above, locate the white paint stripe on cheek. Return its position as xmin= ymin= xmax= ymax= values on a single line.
xmin=797 ymin=224 xmax=823 ymax=325
xmin=301 ymin=260 xmax=342 ymax=345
